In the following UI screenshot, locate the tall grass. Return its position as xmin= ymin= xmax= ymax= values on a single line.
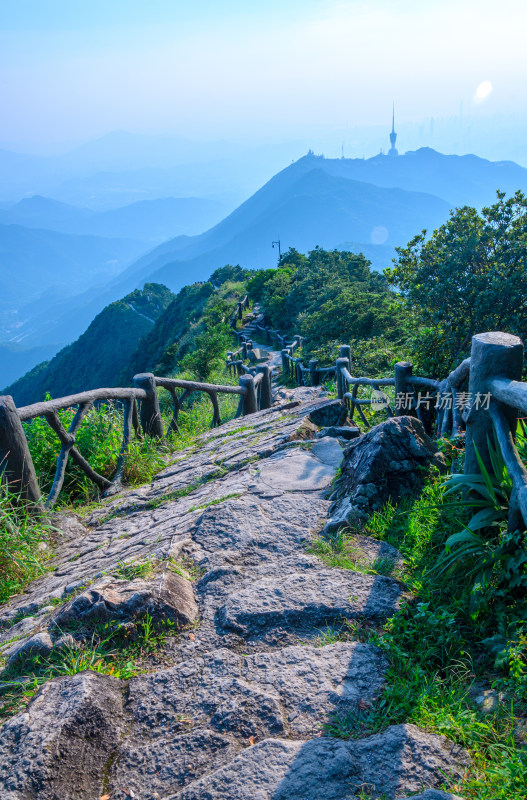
xmin=0 ymin=487 xmax=53 ymax=603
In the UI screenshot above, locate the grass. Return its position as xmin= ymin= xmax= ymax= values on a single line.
xmin=314 ymin=471 xmax=527 ymax=799
xmin=168 ymin=555 xmax=204 ymax=582
xmin=308 ymin=529 xmax=398 ymax=577
xmin=0 ymin=487 xmax=55 ymax=604
xmin=188 ymin=492 xmax=243 ymax=512
xmin=0 ymin=610 xmax=179 ymax=723
xmin=110 ymin=556 xmax=157 ymax=581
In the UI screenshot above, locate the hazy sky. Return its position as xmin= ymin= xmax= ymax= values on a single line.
xmin=1 ymin=0 xmax=526 ymax=149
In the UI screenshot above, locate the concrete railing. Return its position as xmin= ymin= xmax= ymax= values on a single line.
xmin=0 ymin=366 xmax=274 ymax=513
xmin=249 ymin=319 xmax=527 ymax=529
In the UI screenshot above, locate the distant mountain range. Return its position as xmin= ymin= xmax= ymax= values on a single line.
xmin=104 ymin=147 xmax=527 ymax=296
xmin=4 ymin=146 xmax=527 ymax=388
xmin=0 ymin=223 xmax=146 ymax=339
xmin=0 ymin=195 xmax=227 ymax=244
xmin=0 ymin=131 xmax=293 ymax=210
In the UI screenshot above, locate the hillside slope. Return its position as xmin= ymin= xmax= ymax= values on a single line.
xmin=7 ymin=147 xmax=527 ymax=364
xmin=110 ymin=147 xmax=527 ymax=298
xmin=4 ymin=284 xmax=174 ymax=405
xmin=109 ymin=167 xmax=450 ymax=296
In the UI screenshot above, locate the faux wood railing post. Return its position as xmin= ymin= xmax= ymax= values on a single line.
xmin=309 ymin=359 xmax=320 ymax=386
xmin=295 ymin=358 xmax=303 ymax=386
xmin=0 ymin=395 xmax=43 ymax=511
xmin=242 ymin=340 xmax=248 ymax=359
xmin=465 ymin=332 xmax=523 ymax=477
xmin=394 ymin=361 xmax=414 ymax=416
xmin=133 ymin=373 xmax=164 ymax=438
xmin=256 ymin=365 xmax=272 ymax=409
xmin=281 ymin=349 xmax=289 ymax=376
xmin=339 ymin=344 xmax=351 ymax=362
xmin=237 ymin=302 xmax=243 ymax=320
xmin=239 ymin=374 xmax=257 ymax=415
xmin=336 ymin=356 xmax=350 ymax=399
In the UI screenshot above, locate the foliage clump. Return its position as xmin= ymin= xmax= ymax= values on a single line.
xmin=248 ymin=247 xmax=406 ymax=374
xmin=386 ymin=190 xmax=527 ymax=375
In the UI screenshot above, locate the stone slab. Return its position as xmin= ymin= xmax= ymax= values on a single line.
xmin=169 ymin=724 xmax=469 ymax=800
xmin=217 ymin=569 xmax=403 ymax=635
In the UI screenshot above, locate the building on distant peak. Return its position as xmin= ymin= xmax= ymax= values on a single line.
xmin=388 ymin=104 xmax=398 ymax=156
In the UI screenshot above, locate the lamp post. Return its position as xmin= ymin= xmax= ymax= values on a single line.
xmin=272 ymin=239 xmax=281 ymax=263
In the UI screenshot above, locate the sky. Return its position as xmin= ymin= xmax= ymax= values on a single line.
xmin=1 ymin=0 xmax=526 ymax=158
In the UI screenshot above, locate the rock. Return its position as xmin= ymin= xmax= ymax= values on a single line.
xmin=251 ymin=448 xmax=339 ymax=495
xmin=307 ymin=399 xmax=348 ymax=428
xmin=169 ymin=724 xmax=469 ymax=800
xmin=286 ymin=417 xmax=318 ymax=441
xmin=111 ymin=729 xmax=238 ymax=800
xmin=472 ymin=688 xmax=507 ymax=713
xmin=217 ymin=569 xmax=402 ymax=635
xmin=6 ymin=631 xmax=54 ymax=668
xmin=317 ymin=425 xmax=361 ymax=440
xmin=125 ymin=643 xmax=386 ymax=743
xmin=310 ymin=437 xmax=343 ymax=467
xmin=0 ymin=671 xmax=124 ymax=800
xmin=247 ymin=348 xmax=265 ymax=363
xmin=192 ymin=492 xmax=330 ymax=570
xmin=327 ymin=415 xmax=446 ymax=528
xmin=53 ymin=572 xmax=198 ymax=629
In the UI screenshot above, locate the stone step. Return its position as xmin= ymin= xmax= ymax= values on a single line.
xmin=167 ymin=724 xmax=469 ymax=800
xmin=216 ymin=568 xmax=403 ymax=636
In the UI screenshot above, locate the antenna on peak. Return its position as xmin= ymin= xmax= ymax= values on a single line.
xmin=388 ymin=103 xmax=398 ymax=156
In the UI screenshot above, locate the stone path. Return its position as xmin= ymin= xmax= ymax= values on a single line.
xmin=0 ymin=323 xmax=468 ymax=799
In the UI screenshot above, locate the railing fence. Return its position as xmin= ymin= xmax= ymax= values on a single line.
xmin=0 ymin=296 xmax=273 ymax=513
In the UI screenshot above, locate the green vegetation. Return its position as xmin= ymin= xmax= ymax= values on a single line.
xmin=2 ymin=191 xmax=527 ymax=797
xmin=0 ymin=488 xmax=54 ymax=603
xmin=0 ymin=610 xmax=180 ymax=722
xmin=248 ymin=247 xmax=407 ymax=375
xmin=312 ymin=462 xmax=527 ymax=799
xmin=15 ymin=274 xmax=245 ymax=509
xmin=308 ymin=531 xmax=398 ymax=577
xmin=386 ymin=190 xmax=527 ymax=375
xmin=125 ymin=265 xmax=250 ymax=379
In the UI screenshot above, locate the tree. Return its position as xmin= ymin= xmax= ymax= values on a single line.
xmin=385 ymin=191 xmax=527 ymax=373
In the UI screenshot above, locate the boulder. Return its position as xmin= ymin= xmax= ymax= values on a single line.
xmin=53 ymin=571 xmax=198 ymax=629
xmin=316 ymin=425 xmax=360 ymax=440
xmin=217 ymin=569 xmax=402 ymax=635
xmin=0 ymin=671 xmax=124 ymax=800
xmin=169 ymin=723 xmax=469 ymax=800
xmin=6 ymin=630 xmax=54 ymax=669
xmin=307 ymin=399 xmax=348 ymax=428
xmin=247 ymin=348 xmax=265 ymax=363
xmin=327 ymin=415 xmax=445 ymax=529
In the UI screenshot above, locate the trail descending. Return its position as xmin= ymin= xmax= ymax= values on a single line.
xmin=0 ymin=319 xmax=467 ymax=800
